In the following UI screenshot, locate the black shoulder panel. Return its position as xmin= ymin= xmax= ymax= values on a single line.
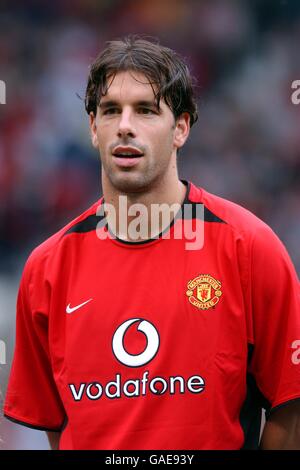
xmin=64 ymin=214 xmax=105 ymax=236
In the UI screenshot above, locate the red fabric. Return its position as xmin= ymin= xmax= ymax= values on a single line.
xmin=4 ymin=182 xmax=300 ymax=449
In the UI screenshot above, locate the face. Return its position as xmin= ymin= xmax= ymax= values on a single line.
xmin=90 ymin=70 xmax=190 ymax=193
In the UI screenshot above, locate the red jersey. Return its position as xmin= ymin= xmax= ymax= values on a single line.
xmin=4 ymin=181 xmax=300 ymax=449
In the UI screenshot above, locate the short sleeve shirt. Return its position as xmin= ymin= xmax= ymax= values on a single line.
xmin=4 ymin=181 xmax=300 ymax=449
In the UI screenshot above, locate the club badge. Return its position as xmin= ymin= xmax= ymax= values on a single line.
xmin=186 ymin=274 xmax=222 ymax=310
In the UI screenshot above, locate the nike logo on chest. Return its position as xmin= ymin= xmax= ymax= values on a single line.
xmin=66 ymin=298 xmax=93 ymax=314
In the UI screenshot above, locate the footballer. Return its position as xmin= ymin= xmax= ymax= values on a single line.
xmin=4 ymin=36 xmax=300 ymax=450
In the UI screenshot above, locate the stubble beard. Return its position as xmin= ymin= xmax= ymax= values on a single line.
xmin=102 ymin=153 xmax=173 ymax=195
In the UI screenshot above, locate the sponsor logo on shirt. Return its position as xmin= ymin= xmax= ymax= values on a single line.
xmin=68 ymin=318 xmax=206 ymax=401
xmin=186 ymin=274 xmax=222 ymax=310
xmin=112 ymin=318 xmax=159 ymax=367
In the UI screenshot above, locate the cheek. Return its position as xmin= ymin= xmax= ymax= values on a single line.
xmin=157 ymin=127 xmax=175 ymax=152
xmin=96 ymin=125 xmax=111 ymax=148
xmin=149 ymin=124 xmax=174 ymax=146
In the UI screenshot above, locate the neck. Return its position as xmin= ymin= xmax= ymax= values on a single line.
xmin=102 ymin=173 xmax=187 ymax=242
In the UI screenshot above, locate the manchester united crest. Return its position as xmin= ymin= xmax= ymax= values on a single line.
xmin=186 ymin=274 xmax=222 ymax=310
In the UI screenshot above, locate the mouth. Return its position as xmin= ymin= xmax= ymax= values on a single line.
xmin=112 ymin=146 xmax=144 ymax=157
xmin=112 ymin=147 xmax=144 ymax=167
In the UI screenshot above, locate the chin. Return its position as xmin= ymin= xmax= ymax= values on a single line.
xmin=109 ymin=172 xmax=156 ymax=194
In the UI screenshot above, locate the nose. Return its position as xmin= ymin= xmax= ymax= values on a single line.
xmin=117 ymin=108 xmax=136 ymax=139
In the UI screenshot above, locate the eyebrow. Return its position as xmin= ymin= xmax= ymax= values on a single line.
xmin=99 ymin=100 xmax=118 ymax=109
xmin=99 ymin=100 xmax=160 ymax=110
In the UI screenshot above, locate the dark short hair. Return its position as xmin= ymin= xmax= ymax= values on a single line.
xmin=85 ymin=35 xmax=198 ymax=127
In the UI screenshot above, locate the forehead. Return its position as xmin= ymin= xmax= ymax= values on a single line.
xmin=101 ymin=70 xmax=158 ymax=103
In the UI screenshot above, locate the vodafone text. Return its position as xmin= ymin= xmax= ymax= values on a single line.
xmin=69 ymin=371 xmax=205 ymax=401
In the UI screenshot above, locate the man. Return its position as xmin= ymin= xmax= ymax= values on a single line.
xmin=3 ymin=36 xmax=300 ymax=450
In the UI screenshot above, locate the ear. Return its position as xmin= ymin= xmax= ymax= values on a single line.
xmin=89 ymin=112 xmax=99 ymax=148
xmin=173 ymin=112 xmax=190 ymax=150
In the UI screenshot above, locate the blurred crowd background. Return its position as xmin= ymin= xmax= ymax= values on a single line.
xmin=0 ymin=0 xmax=300 ymax=449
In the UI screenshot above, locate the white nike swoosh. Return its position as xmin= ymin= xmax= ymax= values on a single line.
xmin=66 ymin=298 xmax=93 ymax=314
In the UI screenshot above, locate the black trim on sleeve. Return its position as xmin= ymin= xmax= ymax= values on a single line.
xmin=60 ymin=415 xmax=69 ymax=432
xmin=240 ymin=344 xmax=271 ymax=450
xmin=266 ymin=397 xmax=300 ymax=420
xmin=4 ymin=413 xmax=64 ymax=432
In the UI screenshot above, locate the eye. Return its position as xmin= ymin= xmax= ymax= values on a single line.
xmin=103 ymin=108 xmax=119 ymax=115
xmin=138 ymin=107 xmax=156 ymax=115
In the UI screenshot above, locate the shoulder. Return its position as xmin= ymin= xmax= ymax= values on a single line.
xmin=24 ymin=198 xmax=102 ymax=273
xmin=189 ymin=182 xmax=299 ymax=297
xmin=190 ymin=182 xmax=291 ymax=261
xmin=191 ymin=182 xmax=282 ymax=245
xmin=190 ymin=182 xmax=268 ymax=236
